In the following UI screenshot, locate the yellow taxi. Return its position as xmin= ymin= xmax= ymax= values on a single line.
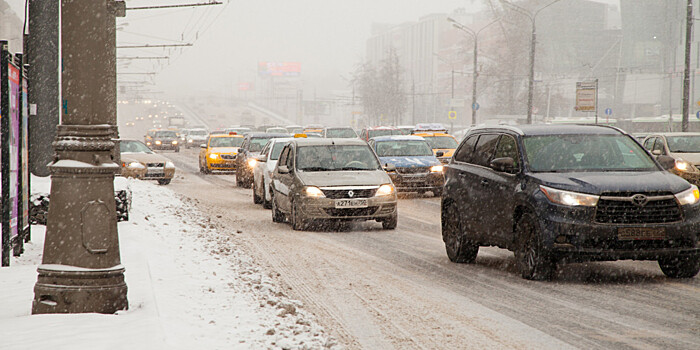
xmin=413 ymin=132 xmax=459 ymax=164
xmin=199 ymin=133 xmax=244 ymax=173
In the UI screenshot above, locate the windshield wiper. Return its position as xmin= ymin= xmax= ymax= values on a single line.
xmin=299 ymin=167 xmax=331 ymax=171
xmin=336 ymin=167 xmax=370 ymax=171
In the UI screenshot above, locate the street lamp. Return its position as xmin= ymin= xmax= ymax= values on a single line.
xmin=502 ymin=0 xmax=563 ymax=124
xmin=447 ymin=17 xmax=501 ymax=126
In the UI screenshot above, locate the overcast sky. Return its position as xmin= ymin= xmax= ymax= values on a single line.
xmin=6 ymin=0 xmax=620 ymax=99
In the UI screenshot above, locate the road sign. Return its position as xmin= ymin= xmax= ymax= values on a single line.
xmin=450 ymin=99 xmax=465 ymax=108
xmin=472 ymin=102 xmax=479 ymax=111
xmin=605 ymin=108 xmax=612 ymax=116
xmin=575 ymin=80 xmax=597 ymax=112
xmin=448 ymin=111 xmax=457 ymax=120
xmin=696 ymin=110 xmax=700 ymax=120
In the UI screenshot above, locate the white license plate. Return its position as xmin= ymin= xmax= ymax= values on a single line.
xmin=335 ymin=198 xmax=368 ymax=208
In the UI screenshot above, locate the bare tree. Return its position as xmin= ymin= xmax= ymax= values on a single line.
xmin=352 ymin=48 xmax=407 ymax=126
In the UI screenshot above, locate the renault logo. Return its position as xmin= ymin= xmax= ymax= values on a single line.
xmin=631 ymin=194 xmax=649 ymax=207
xmin=348 ymin=190 xmax=354 ymax=198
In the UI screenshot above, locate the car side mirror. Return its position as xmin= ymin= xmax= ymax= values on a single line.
xmin=657 ymin=155 xmax=676 ymax=170
xmin=278 ymin=165 xmax=290 ymax=174
xmin=490 ymin=157 xmax=516 ymax=173
xmin=257 ymin=155 xmax=268 ymax=163
xmin=238 ymin=148 xmax=244 ymax=153
xmin=652 ymin=149 xmax=662 ymax=156
xmin=436 ymin=151 xmax=445 ymax=158
xmin=200 ymin=144 xmax=207 ymax=149
xmin=384 ymin=163 xmax=397 ymax=172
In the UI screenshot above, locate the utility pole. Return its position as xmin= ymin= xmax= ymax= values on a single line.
xmin=32 ymin=0 xmax=128 ymax=314
xmin=682 ymin=0 xmax=693 ymax=132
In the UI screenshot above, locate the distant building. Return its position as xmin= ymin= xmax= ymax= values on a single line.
xmin=0 ymin=0 xmax=23 ymax=54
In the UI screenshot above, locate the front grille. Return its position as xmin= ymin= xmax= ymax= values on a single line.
xmin=322 ymin=188 xmax=376 ymax=199
xmin=581 ymin=237 xmax=694 ymax=250
xmin=324 ymin=206 xmax=379 ymax=217
xmin=220 ymin=154 xmax=236 ymax=160
xmin=595 ymin=192 xmax=682 ymax=224
xmin=397 ymin=166 xmax=430 ymax=174
xmin=147 ymin=163 xmax=164 ymax=168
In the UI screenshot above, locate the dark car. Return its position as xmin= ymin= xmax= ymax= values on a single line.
xmin=150 ymin=130 xmax=180 ymax=152
xmin=236 ymin=133 xmax=289 ymax=187
xmin=442 ymin=124 xmax=700 ymax=280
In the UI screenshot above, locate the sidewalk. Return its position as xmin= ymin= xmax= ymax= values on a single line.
xmin=0 ymin=178 xmax=336 ymax=350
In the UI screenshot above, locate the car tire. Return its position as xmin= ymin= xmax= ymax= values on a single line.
xmin=175 ymin=147 xmax=180 ymax=153
xmin=381 ymin=213 xmax=398 ymax=230
xmin=252 ymin=180 xmax=263 ymax=204
xmin=236 ymin=169 xmax=244 ymax=187
xmin=263 ymin=187 xmax=272 ymax=209
xmin=433 ymin=188 xmax=443 ymax=197
xmin=658 ymin=255 xmax=700 ymax=278
xmin=271 ymin=193 xmax=285 ymax=223
xmin=515 ymin=212 xmax=555 ymax=280
xmin=291 ymin=200 xmax=306 ymax=231
xmin=442 ymin=200 xmax=478 ymax=263
xmin=157 ymin=179 xmax=171 ymax=185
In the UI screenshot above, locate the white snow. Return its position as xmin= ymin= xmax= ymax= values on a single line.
xmin=0 ymin=177 xmax=336 ymax=350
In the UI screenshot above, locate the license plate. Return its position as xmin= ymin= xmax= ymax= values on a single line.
xmin=335 ymin=198 xmax=368 ymax=208
xmin=618 ymin=227 xmax=666 ymax=241
xmin=402 ymin=176 xmax=425 ymax=183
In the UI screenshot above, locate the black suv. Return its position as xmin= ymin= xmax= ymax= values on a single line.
xmin=442 ymin=125 xmax=700 ymax=280
xmin=236 ymin=133 xmax=289 ymax=187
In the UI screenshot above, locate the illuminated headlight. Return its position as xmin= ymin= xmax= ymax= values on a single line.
xmin=155 ymin=140 xmax=162 ymax=145
xmin=430 ymin=165 xmax=444 ymax=173
xmin=375 ymin=184 xmax=395 ymax=196
xmin=165 ymin=161 xmax=175 ymax=169
xmin=188 ymin=139 xmax=193 ymax=143
xmin=127 ymin=162 xmax=144 ymax=169
xmin=208 ymin=153 xmax=219 ymax=160
xmin=675 ymin=185 xmax=700 ymax=205
xmin=247 ymin=158 xmax=257 ymax=167
xmin=172 ymin=140 xmax=178 ymax=145
xmin=146 ymin=142 xmax=152 ymax=146
xmin=304 ymin=186 xmax=325 ymax=197
xmin=540 ymin=185 xmax=599 ymax=207
xmin=675 ymin=159 xmax=692 ymax=172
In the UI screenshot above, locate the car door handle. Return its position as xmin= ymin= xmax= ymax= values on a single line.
xmin=458 ymin=172 xmax=467 ymax=177
xmin=480 ymin=179 xmax=489 ymax=186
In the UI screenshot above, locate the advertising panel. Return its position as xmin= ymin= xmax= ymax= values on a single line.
xmin=8 ymin=63 xmax=20 ymax=241
xmin=258 ymin=62 xmax=301 ymax=77
xmin=575 ymin=80 xmax=597 ymax=112
xmin=21 ymin=75 xmax=28 ymax=230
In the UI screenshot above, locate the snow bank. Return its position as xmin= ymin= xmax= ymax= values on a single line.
xmin=0 ymin=178 xmax=336 ymax=350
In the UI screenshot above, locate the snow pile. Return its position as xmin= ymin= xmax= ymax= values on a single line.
xmin=0 ymin=177 xmax=336 ymax=350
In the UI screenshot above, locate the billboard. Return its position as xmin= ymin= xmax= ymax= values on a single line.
xmin=258 ymin=62 xmax=301 ymax=77
xmin=21 ymin=75 xmax=28 ymax=231
xmin=575 ymin=80 xmax=598 ymax=112
xmin=8 ymin=63 xmax=20 ymax=242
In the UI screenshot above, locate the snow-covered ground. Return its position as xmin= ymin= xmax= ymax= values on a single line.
xmin=0 ymin=177 xmax=336 ymax=350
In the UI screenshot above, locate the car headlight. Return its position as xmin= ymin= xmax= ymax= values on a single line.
xmin=304 ymin=186 xmax=325 ymax=197
xmin=188 ymin=139 xmax=193 ymax=143
xmin=155 ymin=140 xmax=162 ymax=145
xmin=675 ymin=185 xmax=700 ymax=205
xmin=375 ymin=184 xmax=395 ymax=196
xmin=165 ymin=161 xmax=175 ymax=169
xmin=430 ymin=165 xmax=444 ymax=173
xmin=172 ymin=140 xmax=178 ymax=145
xmin=248 ymin=158 xmax=257 ymax=167
xmin=126 ymin=162 xmax=144 ymax=169
xmin=208 ymin=153 xmax=219 ymax=160
xmin=540 ymin=185 xmax=599 ymax=207
xmin=675 ymin=159 xmax=692 ymax=172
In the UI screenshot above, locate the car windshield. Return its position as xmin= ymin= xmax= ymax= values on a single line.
xmin=189 ymin=130 xmax=207 ymax=136
xmin=209 ymin=137 xmax=243 ymax=148
xmin=374 ymin=140 xmax=434 ymax=157
xmin=369 ymin=129 xmax=400 ymax=138
xmin=155 ymin=131 xmax=177 ymax=138
xmin=270 ymin=142 xmax=287 ymax=160
xmin=120 ymin=140 xmax=153 ymax=154
xmin=250 ymin=138 xmax=273 ymax=152
xmin=666 ymin=136 xmax=700 ymax=153
xmin=326 ymin=128 xmax=357 ymax=138
xmin=424 ymin=136 xmax=458 ymax=149
xmin=267 ymin=128 xmax=288 ymax=133
xmin=296 ymin=145 xmax=380 ymax=171
xmin=524 ymin=135 xmax=658 ymax=172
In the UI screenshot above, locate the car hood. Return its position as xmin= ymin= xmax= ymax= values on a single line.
xmin=297 ymin=170 xmax=390 ymax=187
xmin=671 ymin=152 xmax=700 ymax=164
xmin=121 ymin=153 xmax=168 ymax=163
xmin=378 ymin=156 xmax=440 ymax=168
xmin=209 ymin=147 xmax=238 ymax=154
xmin=531 ymin=171 xmax=690 ymax=195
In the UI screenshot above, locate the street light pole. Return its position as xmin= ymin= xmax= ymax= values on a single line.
xmin=682 ymin=0 xmax=693 ymax=132
xmin=502 ymin=0 xmax=562 ymax=124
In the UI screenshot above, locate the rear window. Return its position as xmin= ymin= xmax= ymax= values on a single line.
xmin=374 ymin=140 xmax=433 ymax=157
xmin=155 ymin=131 xmax=177 ymax=138
xmin=209 ymin=137 xmax=243 ymax=148
xmin=424 ymin=136 xmax=458 ymax=149
xmin=369 ymin=129 xmax=401 ymax=138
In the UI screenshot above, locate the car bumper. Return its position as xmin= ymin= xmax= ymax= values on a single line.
xmin=389 ymin=172 xmax=444 ymax=191
xmin=534 ymin=196 xmax=700 ymax=261
xmin=122 ymin=167 xmax=175 ymax=180
xmin=297 ymin=195 xmax=398 ymax=220
xmin=207 ymin=159 xmax=237 ymax=171
xmin=151 ymin=143 xmax=179 ymax=150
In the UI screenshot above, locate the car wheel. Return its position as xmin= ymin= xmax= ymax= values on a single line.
xmin=658 ymin=255 xmax=700 ymax=278
xmin=271 ymin=193 xmax=285 ymax=223
xmin=157 ymin=179 xmax=171 ymax=185
xmin=381 ymin=213 xmax=398 ymax=230
xmin=515 ymin=212 xmax=555 ymax=280
xmin=291 ymin=200 xmax=306 ymax=231
xmin=442 ymin=200 xmax=478 ymax=263
xmin=262 ymin=187 xmax=272 ymax=209
xmin=236 ymin=169 xmax=244 ymax=187
xmin=175 ymin=147 xmax=180 ymax=153
xmin=252 ymin=180 xmax=262 ymax=204
xmin=433 ymin=188 xmax=443 ymax=197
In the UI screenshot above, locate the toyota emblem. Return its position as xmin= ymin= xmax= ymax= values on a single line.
xmin=348 ymin=190 xmax=354 ymax=198
xmin=631 ymin=194 xmax=649 ymax=207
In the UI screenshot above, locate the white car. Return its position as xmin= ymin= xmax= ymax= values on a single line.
xmin=252 ymin=137 xmax=294 ymax=208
